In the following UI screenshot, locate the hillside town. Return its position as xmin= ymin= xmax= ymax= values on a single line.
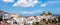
xmin=0 ymin=10 xmax=60 ymax=25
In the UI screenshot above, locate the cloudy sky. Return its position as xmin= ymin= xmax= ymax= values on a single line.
xmin=0 ymin=0 xmax=60 ymax=16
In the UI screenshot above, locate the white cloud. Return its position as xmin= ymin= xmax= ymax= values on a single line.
xmin=21 ymin=10 xmax=42 ymax=14
xmin=40 ymin=3 xmax=46 ymax=7
xmin=22 ymin=11 xmax=34 ymax=14
xmin=46 ymin=1 xmax=60 ymax=4
xmin=3 ymin=0 xmax=14 ymax=2
xmin=13 ymin=0 xmax=38 ymax=7
xmin=40 ymin=0 xmax=60 ymax=7
xmin=40 ymin=1 xmax=60 ymax=7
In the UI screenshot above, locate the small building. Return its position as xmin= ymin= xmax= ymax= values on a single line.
xmin=41 ymin=12 xmax=52 ymax=16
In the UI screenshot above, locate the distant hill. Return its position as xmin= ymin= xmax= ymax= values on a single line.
xmin=0 ymin=10 xmax=9 ymax=14
xmin=53 ymin=14 xmax=60 ymax=17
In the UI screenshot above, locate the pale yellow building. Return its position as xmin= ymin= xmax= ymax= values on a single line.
xmin=10 ymin=14 xmax=19 ymax=18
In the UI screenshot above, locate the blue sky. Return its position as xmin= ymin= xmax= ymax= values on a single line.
xmin=0 ymin=0 xmax=60 ymax=16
